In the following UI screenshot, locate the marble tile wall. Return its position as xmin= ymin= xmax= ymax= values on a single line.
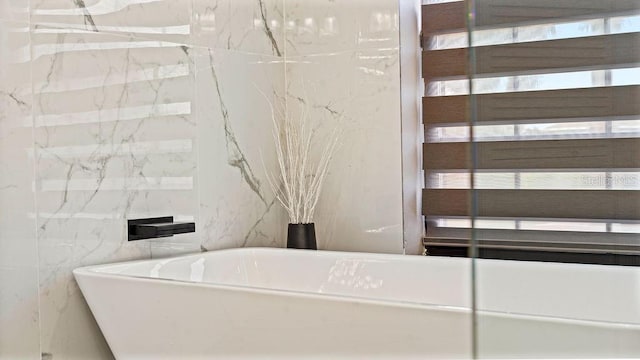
xmin=192 ymin=0 xmax=287 ymax=254
xmin=284 ymin=0 xmax=404 ymax=253
xmin=0 ymin=0 xmax=402 ymax=358
xmin=2 ymin=0 xmax=286 ymax=359
xmin=194 ymin=48 xmax=286 ymax=252
xmin=32 ymin=26 xmax=198 ymax=358
xmin=0 ymin=8 xmax=40 ymax=360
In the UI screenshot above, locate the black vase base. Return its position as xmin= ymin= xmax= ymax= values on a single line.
xmin=287 ymin=223 xmax=317 ymax=250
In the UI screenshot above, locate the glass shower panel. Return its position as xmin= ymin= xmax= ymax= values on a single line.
xmin=469 ymin=0 xmax=640 ymax=358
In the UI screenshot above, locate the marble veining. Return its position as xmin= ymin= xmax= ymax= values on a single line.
xmin=206 ymin=49 xmax=266 ymax=205
xmin=72 ymin=0 xmax=99 ymax=32
xmin=31 ymin=0 xmax=193 ymax=44
xmin=195 ymin=47 xmax=285 ymax=251
xmin=192 ymin=0 xmax=284 ymax=55
xmin=0 ymin=0 xmax=403 ymax=358
xmin=0 ymin=18 xmax=41 ymax=360
xmin=30 ymin=22 xmax=198 ymax=358
xmin=258 ymin=0 xmax=282 ymax=56
xmin=285 ymin=48 xmax=403 ymax=253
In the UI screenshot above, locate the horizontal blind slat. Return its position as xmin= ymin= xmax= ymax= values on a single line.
xmin=421 ymin=0 xmax=640 ymax=35
xmin=421 ymin=2 xmax=467 ymax=35
xmin=422 ymin=48 xmax=468 ymax=80
xmin=422 ymin=33 xmax=640 ymax=79
xmin=422 ymin=189 xmax=640 ymax=220
xmin=423 ymin=138 xmax=640 ymax=170
xmin=423 ymin=85 xmax=640 ymax=125
xmin=475 ymin=0 xmax=640 ymax=28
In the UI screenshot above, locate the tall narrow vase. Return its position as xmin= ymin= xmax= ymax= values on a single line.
xmin=287 ymin=223 xmax=317 ymax=250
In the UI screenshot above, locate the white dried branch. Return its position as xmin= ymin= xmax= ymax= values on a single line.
xmin=258 ymin=87 xmax=340 ymax=224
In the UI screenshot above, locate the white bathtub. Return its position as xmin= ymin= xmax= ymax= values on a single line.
xmin=74 ymin=248 xmax=640 ymax=359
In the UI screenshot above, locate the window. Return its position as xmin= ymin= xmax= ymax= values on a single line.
xmin=421 ymin=0 xmax=640 ymax=265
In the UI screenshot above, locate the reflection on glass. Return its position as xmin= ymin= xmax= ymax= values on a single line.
xmin=29 ymin=14 xmax=197 ymax=228
xmin=420 ymin=0 xmax=639 ymax=356
xmin=464 ymin=0 xmax=640 ymax=358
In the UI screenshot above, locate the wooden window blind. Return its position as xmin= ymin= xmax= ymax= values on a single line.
xmin=421 ymin=0 xmax=640 ymax=259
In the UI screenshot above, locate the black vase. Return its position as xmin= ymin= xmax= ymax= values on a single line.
xmin=287 ymin=223 xmax=317 ymax=250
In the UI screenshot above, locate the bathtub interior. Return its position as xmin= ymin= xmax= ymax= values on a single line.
xmin=82 ymin=248 xmax=640 ymax=326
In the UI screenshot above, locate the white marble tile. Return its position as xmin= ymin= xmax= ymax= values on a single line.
xmin=30 ymin=27 xmax=199 ymax=358
xmin=30 ymin=0 xmax=192 ymax=44
xmin=0 ymin=20 xmax=37 ymax=267
xmin=0 ymin=20 xmax=40 ymax=359
xmin=194 ymin=48 xmax=286 ymax=251
xmin=0 ymin=0 xmax=29 ymax=22
xmin=30 ymin=28 xmax=198 ymax=236
xmin=285 ymin=48 xmax=404 ymax=253
xmin=38 ymin=265 xmax=115 ymax=360
xmin=0 ymin=267 xmax=40 ymax=360
xmin=284 ymin=0 xmax=399 ymax=56
xmin=192 ymin=0 xmax=284 ymax=56
xmin=36 ymin=238 xmax=150 ymax=358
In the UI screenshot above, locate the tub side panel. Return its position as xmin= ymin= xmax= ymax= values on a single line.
xmin=75 ymin=273 xmax=472 ymax=359
xmin=477 ymin=260 xmax=640 ymax=324
xmin=478 ymin=312 xmax=640 ymax=359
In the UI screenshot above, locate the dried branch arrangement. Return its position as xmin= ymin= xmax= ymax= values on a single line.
xmin=264 ymin=99 xmax=340 ymax=224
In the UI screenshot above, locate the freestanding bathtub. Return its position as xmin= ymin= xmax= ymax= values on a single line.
xmin=74 ymin=248 xmax=640 ymax=359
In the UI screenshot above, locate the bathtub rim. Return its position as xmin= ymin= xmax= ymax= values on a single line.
xmin=74 ymin=263 xmax=640 ymax=332
xmin=73 ymin=247 xmax=471 ymax=315
xmin=73 ymin=247 xmax=640 ymax=329
xmin=74 ymin=245 xmax=636 ymax=274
